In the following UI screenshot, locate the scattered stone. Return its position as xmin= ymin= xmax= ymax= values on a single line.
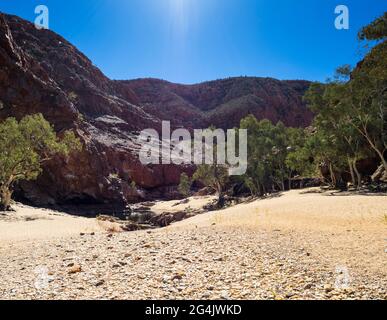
xmin=213 ymin=257 xmax=224 ymax=262
xmin=220 ymin=291 xmax=230 ymax=300
xmin=68 ymin=265 xmax=82 ymax=274
xmin=324 ymin=284 xmax=334 ymax=293
xmin=0 ymin=218 xmax=384 ymax=300
xmin=95 ymin=280 xmax=105 ymax=287
xmin=304 ymin=283 xmax=313 ymax=290
xmin=172 ymin=271 xmax=185 ymax=280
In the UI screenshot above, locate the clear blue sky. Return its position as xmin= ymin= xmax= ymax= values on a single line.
xmin=1 ymin=0 xmax=385 ymax=84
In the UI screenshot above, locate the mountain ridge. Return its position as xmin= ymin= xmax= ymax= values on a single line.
xmin=0 ymin=12 xmax=313 ymax=208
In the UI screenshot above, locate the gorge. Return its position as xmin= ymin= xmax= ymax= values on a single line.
xmin=0 ymin=12 xmax=313 ymax=209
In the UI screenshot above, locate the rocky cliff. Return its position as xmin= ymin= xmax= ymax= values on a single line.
xmin=0 ymin=13 xmax=313 ymax=208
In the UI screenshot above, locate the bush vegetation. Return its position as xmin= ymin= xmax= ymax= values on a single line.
xmin=0 ymin=114 xmax=81 ymax=211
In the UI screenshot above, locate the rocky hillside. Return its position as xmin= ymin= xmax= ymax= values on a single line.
xmin=0 ymin=13 xmax=312 ymax=209
xmin=119 ymin=78 xmax=312 ymax=130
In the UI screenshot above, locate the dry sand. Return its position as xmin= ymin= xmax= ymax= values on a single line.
xmin=0 ymin=204 xmax=100 ymax=243
xmin=173 ymin=188 xmax=386 ymax=233
xmin=151 ymin=195 xmax=217 ymax=215
xmin=0 ymin=188 xmax=386 ymax=300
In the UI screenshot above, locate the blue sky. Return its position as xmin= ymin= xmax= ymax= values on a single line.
xmin=0 ymin=0 xmax=385 ymax=84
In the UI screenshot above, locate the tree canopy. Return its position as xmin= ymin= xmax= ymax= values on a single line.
xmin=0 ymin=114 xmax=81 ymax=210
xmin=237 ymin=13 xmax=386 ymax=193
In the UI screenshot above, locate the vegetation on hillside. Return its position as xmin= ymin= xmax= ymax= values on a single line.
xmin=178 ymin=173 xmax=192 ymax=198
xmin=189 ymin=14 xmax=386 ymax=199
xmin=1 ymin=14 xmax=385 ymax=211
xmin=292 ymin=13 xmax=386 ymax=188
xmin=0 ymin=114 xmax=81 ymax=211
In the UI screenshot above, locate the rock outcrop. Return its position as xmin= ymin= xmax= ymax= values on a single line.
xmin=0 ymin=13 xmax=312 ymax=208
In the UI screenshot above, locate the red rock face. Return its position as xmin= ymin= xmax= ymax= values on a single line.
xmin=120 ymin=78 xmax=313 ymax=130
xmin=0 ymin=13 xmax=312 ymax=207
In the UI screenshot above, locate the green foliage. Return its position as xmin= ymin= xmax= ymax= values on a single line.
xmin=294 ymin=13 xmax=387 ymax=188
xmin=77 ymin=112 xmax=85 ymax=122
xmin=68 ymin=91 xmax=78 ymax=102
xmin=178 ymin=173 xmax=192 ymax=197
xmin=109 ymin=173 xmax=119 ymax=180
xmin=239 ymin=115 xmax=305 ymax=195
xmin=193 ymin=164 xmax=229 ymax=196
xmin=0 ymin=114 xmax=81 ymax=210
xmin=285 ymin=127 xmax=315 ymax=177
xmin=358 ymin=12 xmax=386 ymax=41
xmin=192 ymin=126 xmax=230 ymax=201
xmin=239 ymin=12 xmax=386 ymax=192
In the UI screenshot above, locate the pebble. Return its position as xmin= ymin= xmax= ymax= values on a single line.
xmin=68 ymin=265 xmax=82 ymax=274
xmin=0 ymin=227 xmax=384 ymax=300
